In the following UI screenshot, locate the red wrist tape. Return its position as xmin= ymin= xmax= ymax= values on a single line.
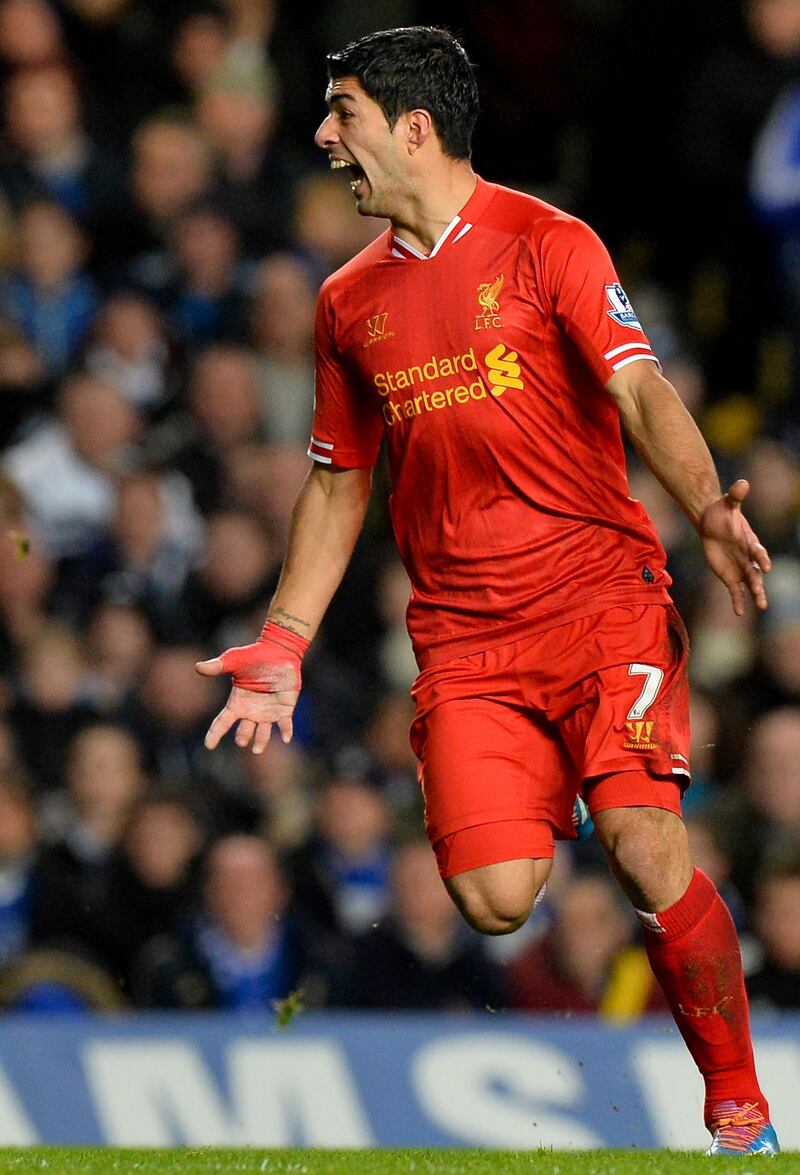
xmin=218 ymin=620 xmax=310 ymax=693
xmin=257 ymin=620 xmax=310 ymax=658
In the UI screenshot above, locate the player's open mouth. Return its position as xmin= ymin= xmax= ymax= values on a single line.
xmin=330 ymin=158 xmax=367 ymax=195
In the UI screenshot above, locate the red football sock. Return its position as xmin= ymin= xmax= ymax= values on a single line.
xmin=638 ymin=868 xmax=768 ymax=1127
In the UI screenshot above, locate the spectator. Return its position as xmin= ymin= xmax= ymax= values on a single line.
xmin=241 ymin=736 xmax=314 ymax=852
xmin=680 ymin=0 xmax=798 ymax=389
xmin=684 ymin=809 xmax=750 ymax=940
xmin=60 ymin=470 xmax=203 ymax=633
xmin=747 ymin=849 xmax=800 ymax=1010
xmin=3 ymin=373 xmax=140 ymax=558
xmin=169 ymin=3 xmax=233 ymax=102
xmin=123 ymin=115 xmax=214 ymax=265
xmin=101 ymin=789 xmax=206 ymax=989
xmin=38 ymin=720 xmax=144 ymax=842
xmin=293 ymin=170 xmax=385 ymax=278
xmin=683 ymin=689 xmax=724 ymax=813
xmin=729 ymin=707 xmax=800 ymax=901
xmin=249 ymin=253 xmax=316 ymax=444
xmin=10 ymin=621 xmax=95 ymax=790
xmin=55 ymin=0 xmax=170 ymax=149
xmin=742 ymin=439 xmax=800 ymax=556
xmin=338 ymin=840 xmax=505 ymax=1011
xmin=161 ymin=343 xmax=264 ymax=513
xmin=220 ymin=0 xmax=276 ymax=44
xmin=0 ymin=0 xmax=65 ymax=71
xmin=745 ymin=707 xmax=800 ymax=843
xmin=31 ymin=722 xmax=144 ymax=962
xmin=83 ymin=600 xmax=154 ymax=715
xmin=375 ymin=557 xmax=416 ymax=693
xmin=1 ymin=198 xmax=98 ymax=377
xmin=688 ymin=571 xmax=758 ymax=693
xmin=507 ymin=872 xmax=668 ymax=1018
xmin=195 ymin=52 xmax=295 ymax=253
xmin=133 ymin=835 xmax=309 ymax=1010
xmin=84 ymin=293 xmax=175 ymax=415
xmin=139 ymin=203 xmax=247 ymax=348
xmin=223 ymin=443 xmax=310 ymax=550
xmin=731 ymin=556 xmax=800 ymax=720
xmin=0 ymin=62 xmax=124 ymax=237
xmin=180 ymin=509 xmax=278 ymax=648
xmin=750 ymin=74 xmax=800 ymax=405
xmin=289 ymin=777 xmax=393 ymax=939
xmin=363 ymin=692 xmax=420 ymax=830
xmin=0 ymin=317 xmax=45 ymax=421
xmin=133 ymin=643 xmax=220 ymax=782
xmin=758 ymin=558 xmax=800 ymax=701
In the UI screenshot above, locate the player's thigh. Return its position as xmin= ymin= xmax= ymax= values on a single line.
xmin=555 ymin=604 xmax=691 ymax=801
xmin=410 ymin=683 xmax=576 ymax=881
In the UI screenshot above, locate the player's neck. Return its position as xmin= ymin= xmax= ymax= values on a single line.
xmin=390 ymin=163 xmax=477 ymax=256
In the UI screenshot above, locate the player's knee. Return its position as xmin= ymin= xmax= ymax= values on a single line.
xmin=594 ymin=807 xmax=692 ymax=907
xmin=445 ymin=859 xmax=549 ymax=936
xmin=459 ymin=893 xmax=533 ymax=936
xmin=605 ymin=810 xmax=684 ymax=876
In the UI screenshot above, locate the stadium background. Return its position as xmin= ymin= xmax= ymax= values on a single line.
xmin=0 ymin=0 xmax=798 ymax=1098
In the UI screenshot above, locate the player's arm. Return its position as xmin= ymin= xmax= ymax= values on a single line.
xmin=268 ymin=461 xmax=373 ymax=640
xmin=196 ymin=462 xmax=372 ymax=752
xmin=606 ymin=359 xmax=771 ymax=616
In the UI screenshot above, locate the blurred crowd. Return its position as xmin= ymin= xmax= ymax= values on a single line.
xmin=0 ymin=0 xmax=799 ymax=1018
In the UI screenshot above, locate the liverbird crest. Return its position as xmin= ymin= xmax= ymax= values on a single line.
xmin=477 ymin=274 xmax=504 ymax=316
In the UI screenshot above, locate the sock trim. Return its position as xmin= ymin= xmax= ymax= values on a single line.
xmin=637 ymin=867 xmax=716 ymax=942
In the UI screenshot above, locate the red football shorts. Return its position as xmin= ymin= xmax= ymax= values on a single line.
xmin=409 ymin=603 xmax=691 ymax=879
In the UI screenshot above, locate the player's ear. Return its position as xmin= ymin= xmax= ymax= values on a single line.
xmin=404 ymin=108 xmax=434 ymax=154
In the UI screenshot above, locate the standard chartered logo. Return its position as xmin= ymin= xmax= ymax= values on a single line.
xmin=484 ymin=343 xmax=524 ymax=395
xmin=375 ymin=340 xmax=525 ymax=426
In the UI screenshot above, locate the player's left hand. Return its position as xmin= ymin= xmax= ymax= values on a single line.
xmin=697 ymin=479 xmax=771 ymax=616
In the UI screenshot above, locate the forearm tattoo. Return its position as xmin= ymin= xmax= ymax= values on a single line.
xmin=269 ymin=607 xmax=312 ymax=637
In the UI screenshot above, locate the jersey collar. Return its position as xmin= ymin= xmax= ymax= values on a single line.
xmin=389 ymin=176 xmax=496 ymax=261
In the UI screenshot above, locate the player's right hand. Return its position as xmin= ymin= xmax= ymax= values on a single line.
xmin=195 ymin=621 xmax=309 ymax=752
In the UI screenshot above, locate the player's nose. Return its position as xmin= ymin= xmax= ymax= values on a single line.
xmin=314 ymin=114 xmax=338 ymax=149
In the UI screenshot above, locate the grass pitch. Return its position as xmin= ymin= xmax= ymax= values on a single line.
xmin=0 ymin=1151 xmax=796 ymax=1174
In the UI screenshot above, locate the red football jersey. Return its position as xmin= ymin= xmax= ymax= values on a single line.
xmin=309 ymin=178 xmax=672 ymax=666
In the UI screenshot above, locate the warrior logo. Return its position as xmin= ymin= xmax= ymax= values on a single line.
xmin=364 ymin=312 xmax=394 ymax=347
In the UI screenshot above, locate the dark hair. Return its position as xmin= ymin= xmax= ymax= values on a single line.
xmin=326 ymin=26 xmax=478 ymax=161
